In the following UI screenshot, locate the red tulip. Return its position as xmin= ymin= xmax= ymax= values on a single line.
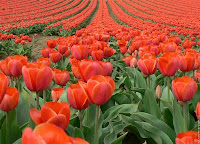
xmin=86 ymin=75 xmax=115 ymax=105
xmin=53 ymin=70 xmax=69 ymax=86
xmin=119 ymin=46 xmax=127 ymax=54
xmin=172 ymin=76 xmax=197 ymax=101
xmin=22 ymin=63 xmax=53 ymax=92
xmin=138 ymin=55 xmax=157 ymax=75
xmin=47 ymin=39 xmax=57 ymax=48
xmin=0 ymin=72 xmax=9 ymax=103
xmin=158 ymin=53 xmax=179 ymax=76
xmin=196 ymin=102 xmax=200 ymax=121
xmin=36 ymin=58 xmax=51 ymax=67
xmin=6 ymin=55 xmax=28 ymax=77
xmin=194 ymin=71 xmax=200 ymax=82
xmin=41 ymin=47 xmax=54 ymax=58
xmin=67 ymin=81 xmax=89 ymax=110
xmin=22 ymin=123 xmax=89 ymax=144
xmin=117 ymin=39 xmax=127 ymax=47
xmin=30 ymin=102 xmax=70 ymax=130
xmin=160 ymin=42 xmax=178 ymax=53
xmin=103 ymin=47 xmax=116 ymax=57
xmin=178 ymin=53 xmax=195 ymax=72
xmin=100 ymin=61 xmax=113 ymax=76
xmin=71 ymin=45 xmax=88 ymax=60
xmin=175 ymin=131 xmax=199 ymax=144
xmin=182 ymin=40 xmax=193 ymax=49
xmin=49 ymin=51 xmax=62 ymax=63
xmin=51 ymin=88 xmax=65 ymax=102
xmin=122 ymin=56 xmax=135 ymax=66
xmin=0 ymin=59 xmax=12 ymax=76
xmin=91 ymin=50 xmax=104 ymax=61
xmin=130 ymin=57 xmax=138 ymax=68
xmin=78 ymin=59 xmax=104 ymax=82
xmin=0 ymin=87 xmax=19 ymax=112
xmin=57 ymin=44 xmax=67 ymax=54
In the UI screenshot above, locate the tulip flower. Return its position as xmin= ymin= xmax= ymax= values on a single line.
xmin=100 ymin=61 xmax=113 ymax=76
xmin=51 ymin=88 xmax=65 ymax=102
xmin=36 ymin=58 xmax=51 ymax=67
xmin=22 ymin=63 xmax=53 ymax=109
xmin=175 ymin=131 xmax=199 ymax=144
xmin=0 ymin=59 xmax=12 ymax=76
xmin=120 ymin=46 xmax=127 ymax=54
xmin=182 ymin=40 xmax=193 ymax=49
xmin=158 ymin=53 xmax=179 ymax=76
xmin=41 ymin=47 xmax=54 ymax=58
xmin=57 ymin=44 xmax=67 ymax=54
xmin=86 ymin=75 xmax=115 ymax=105
xmin=46 ymin=39 xmax=57 ymax=48
xmin=91 ymin=50 xmax=104 ymax=61
xmin=103 ymin=47 xmax=116 ymax=57
xmin=71 ymin=45 xmax=88 ymax=60
xmin=122 ymin=56 xmax=136 ymax=66
xmin=196 ymin=102 xmax=200 ymax=121
xmin=30 ymin=102 xmax=70 ymax=130
xmin=6 ymin=55 xmax=28 ymax=77
xmin=194 ymin=71 xmax=200 ymax=82
xmin=78 ymin=59 xmax=104 ymax=82
xmin=0 ymin=72 xmax=9 ymax=103
xmin=49 ymin=51 xmax=62 ymax=63
xmin=22 ymin=123 xmax=89 ymax=144
xmin=138 ymin=55 xmax=157 ymax=75
xmin=172 ymin=76 xmax=197 ymax=102
xmin=53 ymin=70 xmax=69 ymax=86
xmin=22 ymin=63 xmax=53 ymax=92
xmin=160 ymin=42 xmax=178 ymax=53
xmin=178 ymin=53 xmax=195 ymax=72
xmin=0 ymin=87 xmax=19 ymax=112
xmin=86 ymin=75 xmax=115 ymax=144
xmin=67 ymin=81 xmax=89 ymax=110
xmin=172 ymin=76 xmax=198 ymax=131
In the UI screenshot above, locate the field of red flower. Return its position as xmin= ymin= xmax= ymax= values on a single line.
xmin=0 ymin=0 xmax=200 ymax=144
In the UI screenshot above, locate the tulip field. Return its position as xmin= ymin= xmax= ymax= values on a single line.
xmin=1 ymin=0 xmax=200 ymax=144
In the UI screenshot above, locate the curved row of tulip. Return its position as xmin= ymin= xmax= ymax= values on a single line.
xmin=44 ymin=0 xmax=98 ymax=36
xmin=107 ymin=0 xmax=200 ymax=36
xmin=0 ymin=0 xmax=90 ymax=33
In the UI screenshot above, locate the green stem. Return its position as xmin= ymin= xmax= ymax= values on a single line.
xmin=6 ymin=112 xmax=9 ymax=144
xmin=94 ymin=105 xmax=100 ymax=144
xmin=79 ymin=110 xmax=83 ymax=131
xmin=193 ymin=70 xmax=195 ymax=79
xmin=43 ymin=90 xmax=46 ymax=103
xmin=183 ymin=102 xmax=188 ymax=131
xmin=167 ymin=76 xmax=171 ymax=102
xmin=87 ymin=107 xmax=89 ymax=126
xmin=183 ymin=72 xmax=186 ymax=76
xmin=17 ymin=77 xmax=20 ymax=92
xmin=147 ymin=76 xmax=150 ymax=89
xmin=36 ymin=92 xmax=40 ymax=110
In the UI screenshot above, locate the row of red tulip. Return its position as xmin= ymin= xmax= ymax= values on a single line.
xmin=123 ymin=0 xmax=200 ymax=30
xmin=108 ymin=0 xmax=200 ymax=36
xmin=46 ymin=0 xmax=98 ymax=31
xmin=0 ymin=0 xmax=83 ymax=31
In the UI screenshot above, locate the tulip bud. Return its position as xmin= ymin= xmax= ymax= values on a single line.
xmin=130 ymin=57 xmax=137 ymax=68
xmin=155 ymin=85 xmax=162 ymax=99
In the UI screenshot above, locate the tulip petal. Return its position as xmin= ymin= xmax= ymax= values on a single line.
xmin=22 ymin=128 xmax=46 ymax=144
xmin=47 ymin=114 xmax=68 ymax=130
xmin=41 ymin=106 xmax=57 ymax=122
xmin=29 ymin=109 xmax=42 ymax=125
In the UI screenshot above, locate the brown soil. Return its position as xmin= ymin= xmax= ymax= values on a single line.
xmin=30 ymin=34 xmax=59 ymax=61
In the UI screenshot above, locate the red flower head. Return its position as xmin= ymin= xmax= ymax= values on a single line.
xmin=47 ymin=39 xmax=57 ymax=48
xmin=86 ymin=75 xmax=115 ymax=105
xmin=22 ymin=63 xmax=53 ymax=92
xmin=0 ymin=87 xmax=19 ymax=112
xmin=172 ymin=76 xmax=197 ymax=102
xmin=51 ymin=88 xmax=65 ymax=102
xmin=67 ymin=81 xmax=89 ymax=110
xmin=30 ymin=102 xmax=70 ymax=130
